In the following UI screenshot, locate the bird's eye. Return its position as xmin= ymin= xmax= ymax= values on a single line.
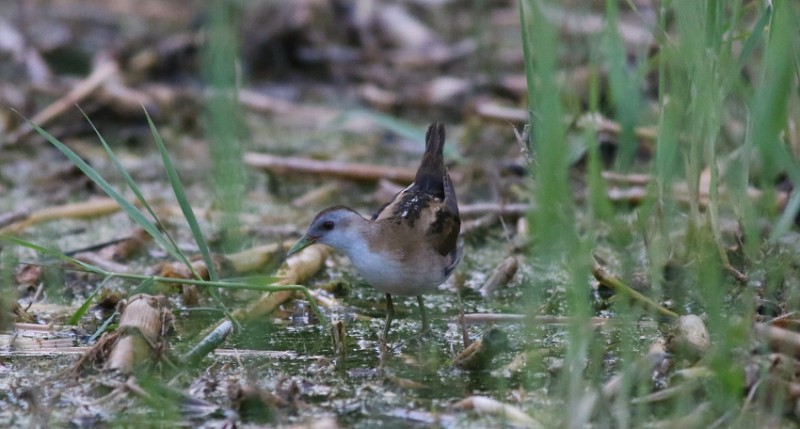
xmin=321 ymin=220 xmax=335 ymax=231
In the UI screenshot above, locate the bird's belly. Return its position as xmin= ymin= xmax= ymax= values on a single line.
xmin=350 ymin=253 xmax=447 ymax=296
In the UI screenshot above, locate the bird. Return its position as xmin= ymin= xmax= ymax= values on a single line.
xmin=286 ymin=122 xmax=462 ymax=340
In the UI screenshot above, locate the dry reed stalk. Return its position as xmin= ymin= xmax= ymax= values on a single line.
xmin=105 ymin=294 xmax=171 ymax=372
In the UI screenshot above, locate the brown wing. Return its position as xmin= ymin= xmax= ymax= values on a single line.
xmin=373 ymin=122 xmax=459 ymax=256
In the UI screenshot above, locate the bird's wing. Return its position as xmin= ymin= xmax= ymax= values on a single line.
xmin=373 ymin=122 xmax=460 ymax=257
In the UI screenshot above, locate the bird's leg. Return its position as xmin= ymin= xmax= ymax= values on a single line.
xmin=417 ymin=295 xmax=430 ymax=334
xmin=377 ymin=293 xmax=395 ymax=374
xmin=383 ymin=293 xmax=395 ymax=340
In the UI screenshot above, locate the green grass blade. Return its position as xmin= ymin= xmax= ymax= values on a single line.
xmin=771 ymin=187 xmax=800 ymax=240
xmin=88 ymin=309 xmax=119 ymax=343
xmin=68 ymin=276 xmax=111 ymax=325
xmin=736 ymin=4 xmax=771 ymax=71
xmin=0 ymin=234 xmax=105 ymax=275
xmin=142 ymin=108 xmax=239 ymax=325
xmin=21 ymin=115 xmax=187 ymax=264
xmin=223 ymin=275 xmax=280 ymax=285
xmin=77 ymin=107 xmax=194 ymax=271
xmin=142 ymin=108 xmax=219 ymax=283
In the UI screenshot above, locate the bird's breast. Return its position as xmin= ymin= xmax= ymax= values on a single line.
xmin=347 ymin=249 xmax=450 ymax=296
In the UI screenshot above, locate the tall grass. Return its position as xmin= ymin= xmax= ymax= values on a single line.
xmin=3 ymin=114 xmax=328 ymax=325
xmin=521 ymin=0 xmax=798 ymax=425
xmin=521 ymin=0 xmax=589 ymax=413
xmin=205 ymin=1 xmax=246 ymax=252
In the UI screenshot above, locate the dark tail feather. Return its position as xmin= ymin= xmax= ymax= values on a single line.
xmin=414 ymin=122 xmax=446 ymax=196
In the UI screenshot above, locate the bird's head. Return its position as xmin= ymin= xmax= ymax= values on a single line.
xmin=286 ymin=206 xmax=365 ymax=256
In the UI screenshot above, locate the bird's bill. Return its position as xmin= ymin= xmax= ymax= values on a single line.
xmin=286 ymin=234 xmax=317 ymax=257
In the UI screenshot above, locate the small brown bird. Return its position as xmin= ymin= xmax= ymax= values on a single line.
xmin=287 ymin=122 xmax=462 ymax=339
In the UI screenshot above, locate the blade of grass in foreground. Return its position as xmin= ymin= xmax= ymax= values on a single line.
xmin=0 ymin=234 xmax=103 ymax=274
xmin=521 ymin=0 xmax=588 ymax=413
xmin=736 ymin=4 xmax=771 ymax=74
xmin=22 ymin=115 xmax=188 ymax=266
xmin=224 ymin=275 xmax=279 ymax=285
xmin=78 ymin=107 xmax=195 ymax=273
xmin=751 ymin=1 xmax=800 ymax=241
xmin=1 ymin=235 xmax=326 ymax=324
xmin=143 ymin=108 xmax=220 ymax=283
xmin=25 ymin=109 xmax=249 ymax=326
xmin=143 ymin=108 xmax=240 ymax=325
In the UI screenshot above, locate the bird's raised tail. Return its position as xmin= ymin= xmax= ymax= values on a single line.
xmin=414 ymin=122 xmax=447 ymax=196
